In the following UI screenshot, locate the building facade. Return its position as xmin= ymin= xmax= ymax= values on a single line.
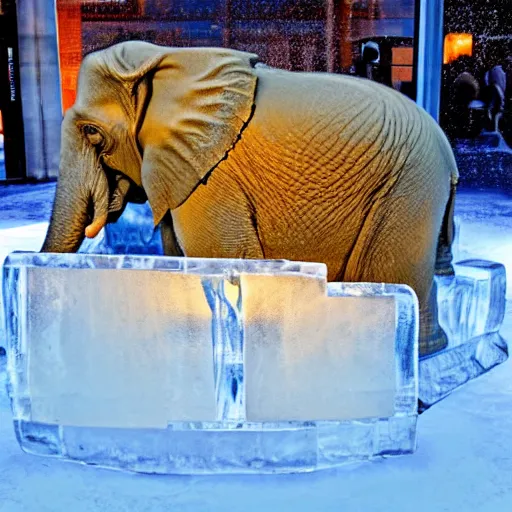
xmin=0 ymin=1 xmax=448 ymax=181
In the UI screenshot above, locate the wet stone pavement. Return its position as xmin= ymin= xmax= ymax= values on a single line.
xmin=0 ymin=182 xmax=55 ymax=225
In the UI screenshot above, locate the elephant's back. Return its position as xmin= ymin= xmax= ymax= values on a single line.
xmin=222 ymin=67 xmax=457 ymax=279
xmin=252 ymin=67 xmax=397 ymax=134
xmin=250 ymin=67 xmax=446 ymax=187
xmin=255 ymin=67 xmax=457 ymax=187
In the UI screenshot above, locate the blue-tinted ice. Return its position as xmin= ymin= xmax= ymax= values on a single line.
xmin=1 ymin=205 xmax=508 ymax=473
xmin=420 ymin=260 xmax=508 ymax=409
xmin=78 ymin=203 xmax=163 ymax=255
xmin=3 ymin=253 xmax=419 ymax=474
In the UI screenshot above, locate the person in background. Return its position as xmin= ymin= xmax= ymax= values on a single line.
xmin=440 ymin=55 xmax=480 ymax=141
xmin=501 ymin=55 xmax=512 ymax=147
xmin=504 ymin=55 xmax=512 ymax=88
xmin=354 ymin=41 xmax=380 ymax=81
xmin=484 ymin=58 xmax=507 ymax=132
xmin=451 ymin=71 xmax=483 ymax=138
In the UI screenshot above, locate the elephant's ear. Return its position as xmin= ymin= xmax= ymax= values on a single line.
xmin=102 ymin=41 xmax=259 ymax=226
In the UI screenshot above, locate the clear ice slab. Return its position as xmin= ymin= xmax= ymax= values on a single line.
xmin=76 ymin=205 xmax=509 ymax=411
xmin=419 ymin=260 xmax=508 ymax=410
xmin=3 ymin=252 xmax=418 ymax=474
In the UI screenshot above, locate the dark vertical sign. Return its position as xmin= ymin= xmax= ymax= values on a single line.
xmin=0 ymin=0 xmax=26 ymax=180
xmin=7 ymin=47 xmax=16 ymax=101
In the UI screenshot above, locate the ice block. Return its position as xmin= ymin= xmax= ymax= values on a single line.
xmin=3 ymin=253 xmax=418 ymax=474
xmin=419 ymin=260 xmax=508 ymax=409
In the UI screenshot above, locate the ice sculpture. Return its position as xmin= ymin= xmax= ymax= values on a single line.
xmin=3 ymin=252 xmax=418 ymax=474
xmin=420 ymin=259 xmax=508 ymax=409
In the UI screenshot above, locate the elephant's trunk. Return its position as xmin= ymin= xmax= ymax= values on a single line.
xmin=41 ymin=181 xmax=89 ymax=253
xmin=41 ymin=129 xmax=110 ymax=253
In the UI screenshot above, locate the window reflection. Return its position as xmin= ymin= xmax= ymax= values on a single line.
xmin=439 ymin=0 xmax=511 ymax=194
xmin=56 ymin=0 xmax=418 ymax=113
xmin=443 ymin=33 xmax=473 ymax=65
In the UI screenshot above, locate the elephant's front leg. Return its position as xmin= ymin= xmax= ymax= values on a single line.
xmin=169 ymin=175 xmax=265 ymax=260
xmin=160 ymin=211 xmax=184 ymax=256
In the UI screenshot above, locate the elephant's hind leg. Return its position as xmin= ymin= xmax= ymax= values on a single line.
xmin=160 ymin=211 xmax=184 ymax=256
xmin=419 ymin=280 xmax=448 ymax=356
xmin=419 ymin=183 xmax=459 ymax=356
xmin=434 ymin=183 xmax=457 ymax=277
xmin=341 ymin=187 xmax=448 ymax=357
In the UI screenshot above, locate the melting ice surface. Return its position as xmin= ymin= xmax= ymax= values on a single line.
xmin=0 ymin=198 xmax=509 ymax=474
xmin=421 ymin=260 xmax=508 ymax=408
xmin=3 ymin=253 xmax=419 ymax=474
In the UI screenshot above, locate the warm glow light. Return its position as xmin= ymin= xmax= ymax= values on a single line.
xmin=443 ymin=33 xmax=473 ymax=65
xmin=56 ymin=0 xmax=82 ymax=113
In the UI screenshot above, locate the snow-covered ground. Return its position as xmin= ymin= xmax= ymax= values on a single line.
xmin=0 ymin=185 xmax=511 ymax=512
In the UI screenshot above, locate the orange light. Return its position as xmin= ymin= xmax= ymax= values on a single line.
xmin=443 ymin=33 xmax=473 ymax=65
xmin=56 ymin=0 xmax=82 ymax=113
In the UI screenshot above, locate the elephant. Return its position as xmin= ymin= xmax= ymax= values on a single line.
xmin=41 ymin=41 xmax=459 ymax=357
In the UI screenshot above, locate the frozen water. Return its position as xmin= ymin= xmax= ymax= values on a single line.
xmin=438 ymin=260 xmax=506 ymax=343
xmin=75 ymin=203 xmax=509 ymax=413
xmin=0 ymin=187 xmax=511 ymax=509
xmin=1 ymin=198 xmax=508 ymax=426
xmin=3 ymin=252 xmax=418 ymax=474
xmin=419 ymin=259 xmax=508 ymax=409
xmin=0 ymin=222 xmax=48 ymax=352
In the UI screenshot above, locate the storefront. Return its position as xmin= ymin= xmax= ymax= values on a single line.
xmin=2 ymin=0 xmax=509 ymax=182
xmin=440 ymin=0 xmax=512 ymax=144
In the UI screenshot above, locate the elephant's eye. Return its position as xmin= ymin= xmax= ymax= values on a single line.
xmin=83 ymin=125 xmax=103 ymax=146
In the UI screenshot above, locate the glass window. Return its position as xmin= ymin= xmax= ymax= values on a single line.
xmin=56 ymin=0 xmax=419 ymax=113
xmin=439 ymin=0 xmax=512 ymax=188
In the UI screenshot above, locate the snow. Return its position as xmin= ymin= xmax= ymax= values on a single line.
xmin=0 ymin=185 xmax=511 ymax=511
